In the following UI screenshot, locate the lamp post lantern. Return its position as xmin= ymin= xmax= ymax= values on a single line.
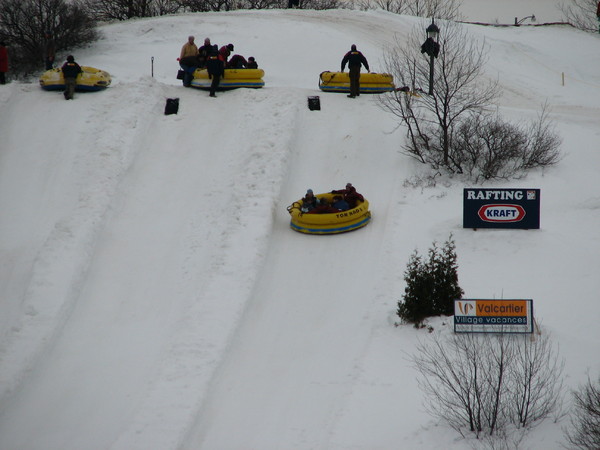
xmin=514 ymin=14 xmax=536 ymax=26
xmin=421 ymin=19 xmax=440 ymax=95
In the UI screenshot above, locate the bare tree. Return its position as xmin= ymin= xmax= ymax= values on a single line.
xmin=564 ymin=375 xmax=600 ymax=449
xmin=356 ymin=0 xmax=463 ymax=21
xmin=404 ymin=0 xmax=462 ymax=20
xmin=380 ymin=22 xmax=561 ymax=181
xmin=176 ymin=0 xmax=236 ymax=11
xmin=559 ymin=0 xmax=599 ymax=32
xmin=411 ymin=331 xmax=564 ymax=442
xmin=0 ymin=0 xmax=98 ymax=74
xmin=507 ymin=333 xmax=565 ymax=428
xmin=238 ymin=0 xmax=281 ymax=10
xmin=379 ymin=21 xmax=499 ymax=172
xmin=82 ymin=0 xmax=180 ymax=20
xmin=452 ymin=106 xmax=562 ymax=182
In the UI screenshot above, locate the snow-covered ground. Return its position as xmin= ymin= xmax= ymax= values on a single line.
xmin=0 ymin=3 xmax=599 ymax=449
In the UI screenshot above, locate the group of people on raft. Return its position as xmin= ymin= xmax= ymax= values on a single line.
xmin=178 ymin=35 xmax=258 ymax=95
xmin=300 ymin=183 xmax=364 ymax=214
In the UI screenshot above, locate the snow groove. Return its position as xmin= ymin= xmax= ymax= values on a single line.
xmin=0 ymin=78 xmax=163 ymax=405
xmin=109 ymin=88 xmax=304 ymax=450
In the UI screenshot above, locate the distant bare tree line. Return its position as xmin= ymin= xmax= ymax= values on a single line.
xmin=0 ymin=0 xmax=344 ymax=76
xmin=355 ymin=0 xmax=462 ymax=21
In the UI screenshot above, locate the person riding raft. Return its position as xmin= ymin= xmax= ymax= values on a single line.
xmin=331 ymin=183 xmax=364 ymax=208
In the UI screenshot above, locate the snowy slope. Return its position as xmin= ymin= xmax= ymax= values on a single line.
xmin=0 ymin=7 xmax=599 ymax=450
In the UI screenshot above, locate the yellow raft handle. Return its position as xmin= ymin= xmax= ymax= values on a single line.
xmin=287 ymin=201 xmax=304 ymax=216
xmin=319 ymin=71 xmax=335 ymax=86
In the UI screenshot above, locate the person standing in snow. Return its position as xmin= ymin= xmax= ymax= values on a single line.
xmin=61 ymin=55 xmax=82 ymax=100
xmin=0 ymin=42 xmax=8 ymax=85
xmin=206 ymin=45 xmax=224 ymax=98
xmin=340 ymin=44 xmax=369 ymax=99
xmin=44 ymin=31 xmax=56 ymax=70
xmin=197 ymin=37 xmax=213 ymax=68
xmin=178 ymin=35 xmax=198 ymax=87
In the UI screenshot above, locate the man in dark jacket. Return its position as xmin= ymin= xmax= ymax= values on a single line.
xmin=341 ymin=44 xmax=369 ymax=98
xmin=206 ymin=45 xmax=224 ymax=97
xmin=197 ymin=37 xmax=213 ymax=68
xmin=61 ymin=55 xmax=82 ymax=100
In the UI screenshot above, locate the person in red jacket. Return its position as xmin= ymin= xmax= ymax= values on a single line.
xmin=331 ymin=183 xmax=364 ymax=208
xmin=0 ymin=42 xmax=8 ymax=85
xmin=219 ymin=43 xmax=234 ymax=65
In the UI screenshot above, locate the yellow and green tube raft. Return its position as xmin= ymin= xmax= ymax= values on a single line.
xmin=287 ymin=193 xmax=371 ymax=235
xmin=318 ymin=71 xmax=394 ymax=94
xmin=191 ymin=68 xmax=265 ymax=90
xmin=39 ymin=66 xmax=111 ymax=91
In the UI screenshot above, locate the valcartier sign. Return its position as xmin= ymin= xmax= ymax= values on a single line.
xmin=454 ymin=299 xmax=534 ymax=334
xmin=463 ymin=188 xmax=540 ymax=229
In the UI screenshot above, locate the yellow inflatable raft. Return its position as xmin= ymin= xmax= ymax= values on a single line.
xmin=191 ymin=68 xmax=265 ymax=90
xmin=39 ymin=66 xmax=111 ymax=91
xmin=287 ymin=193 xmax=371 ymax=235
xmin=319 ymin=71 xmax=394 ymax=94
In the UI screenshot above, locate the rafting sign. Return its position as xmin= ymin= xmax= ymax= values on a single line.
xmin=454 ymin=299 xmax=534 ymax=333
xmin=463 ymin=188 xmax=540 ymax=229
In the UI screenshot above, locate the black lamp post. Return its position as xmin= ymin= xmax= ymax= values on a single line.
xmin=421 ymin=19 xmax=440 ymax=95
xmin=514 ymin=14 xmax=536 ymax=26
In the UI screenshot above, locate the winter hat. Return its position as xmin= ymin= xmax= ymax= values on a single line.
xmin=227 ymin=43 xmax=234 ymax=51
xmin=351 ymin=44 xmax=357 ymax=51
xmin=67 ymin=55 xmax=74 ymax=62
xmin=248 ymin=56 xmax=255 ymax=61
xmin=306 ymin=189 xmax=313 ymax=195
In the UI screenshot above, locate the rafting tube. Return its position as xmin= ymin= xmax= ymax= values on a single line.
xmin=286 ymin=193 xmax=371 ymax=235
xmin=319 ymin=71 xmax=394 ymax=94
xmin=190 ymin=68 xmax=265 ymax=90
xmin=39 ymin=66 xmax=111 ymax=91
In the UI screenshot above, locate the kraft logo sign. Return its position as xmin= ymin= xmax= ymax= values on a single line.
xmin=463 ymin=188 xmax=540 ymax=229
xmin=478 ymin=204 xmax=526 ymax=223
